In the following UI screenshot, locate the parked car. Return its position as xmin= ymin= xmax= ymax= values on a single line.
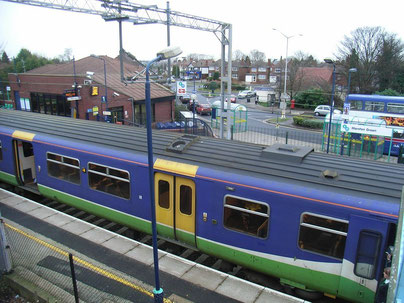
xmin=196 ymin=103 xmax=212 ymax=115
xmin=229 ymin=95 xmax=237 ymax=103
xmin=237 ymin=90 xmax=256 ymax=99
xmin=314 ymin=105 xmax=342 ymax=116
xmin=179 ymin=94 xmax=191 ymax=104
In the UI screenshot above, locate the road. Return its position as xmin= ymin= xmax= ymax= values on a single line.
xmin=172 ymin=82 xmax=324 ymax=146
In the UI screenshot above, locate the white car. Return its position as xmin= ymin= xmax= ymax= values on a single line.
xmin=237 ymin=90 xmax=256 ymax=99
xmin=314 ymin=105 xmax=342 ymax=116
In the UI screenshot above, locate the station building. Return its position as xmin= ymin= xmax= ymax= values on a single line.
xmin=7 ymin=55 xmax=176 ymax=125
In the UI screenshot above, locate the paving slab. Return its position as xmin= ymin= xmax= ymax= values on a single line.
xmin=102 ymin=236 xmax=139 ymax=254
xmin=0 ymin=190 xmax=12 ymax=199
xmin=61 ymin=219 xmax=95 ymax=235
xmin=1 ymin=196 xmax=29 ymax=207
xmin=80 ymin=227 xmax=115 ymax=244
xmin=125 ymin=244 xmax=166 ymax=266
xmin=43 ymin=213 xmax=75 ymax=227
xmin=216 ymin=275 xmax=263 ymax=303
xmin=29 ymin=206 xmax=57 ymax=220
xmin=13 ymin=200 xmax=42 ymax=213
xmin=255 ymin=287 xmax=306 ymax=303
xmin=159 ymin=254 xmax=195 ymax=277
xmin=181 ymin=264 xmax=227 ymax=291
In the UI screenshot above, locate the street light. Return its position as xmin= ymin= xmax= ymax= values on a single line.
xmin=91 ymin=55 xmax=108 ymax=120
xmin=272 ymin=29 xmax=302 ymax=104
xmin=347 ymin=67 xmax=357 ymax=96
xmin=324 ymin=58 xmax=336 ymax=154
xmin=340 ymin=67 xmax=357 ymax=155
xmin=145 ymin=46 xmax=182 ymax=303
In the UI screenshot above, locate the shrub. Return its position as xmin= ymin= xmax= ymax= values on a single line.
xmin=293 ymin=115 xmax=324 ymax=129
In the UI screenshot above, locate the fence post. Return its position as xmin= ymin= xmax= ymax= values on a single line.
xmin=231 ymin=125 xmax=234 ymax=140
xmin=286 ymin=131 xmax=289 ymax=145
xmin=69 ymin=253 xmax=80 ymax=303
xmin=0 ymin=212 xmax=12 ymax=275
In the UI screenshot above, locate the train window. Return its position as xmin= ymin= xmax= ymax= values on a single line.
xmin=22 ymin=142 xmax=34 ymax=157
xmin=0 ymin=141 xmax=2 ymax=161
xmin=47 ymin=152 xmax=80 ymax=185
xmin=179 ymin=185 xmax=192 ymax=215
xmin=88 ymin=162 xmax=130 ymax=199
xmin=223 ymin=196 xmax=269 ymax=238
xmin=298 ymin=213 xmax=348 ymax=259
xmin=158 ymin=180 xmax=170 ymax=209
xmin=354 ymin=231 xmax=381 ymax=279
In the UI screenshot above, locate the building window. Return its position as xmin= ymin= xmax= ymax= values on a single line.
xmin=232 ymin=74 xmax=238 ymax=79
xmin=30 ymin=93 xmax=70 ymax=116
xmin=88 ymin=162 xmax=130 ymax=199
xmin=275 ymin=68 xmax=282 ymax=73
xmin=251 ymin=67 xmax=257 ymax=72
xmin=258 ymin=67 xmax=266 ymax=72
xmin=158 ymin=180 xmax=170 ymax=209
xmin=298 ymin=213 xmax=348 ymax=259
xmin=258 ymin=74 xmax=266 ymax=80
xmin=47 ymin=152 xmax=80 ymax=184
xmin=232 ymin=67 xmax=238 ymax=72
xmin=209 ymin=66 xmax=215 ymax=71
xmin=223 ymin=195 xmax=269 ymax=238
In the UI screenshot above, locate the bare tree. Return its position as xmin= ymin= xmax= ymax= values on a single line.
xmin=336 ymin=26 xmax=386 ymax=93
xmin=233 ymin=49 xmax=245 ymax=61
xmin=249 ymin=49 xmax=266 ymax=66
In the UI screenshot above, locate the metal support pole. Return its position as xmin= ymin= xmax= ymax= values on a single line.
xmin=327 ymin=64 xmax=336 ymax=154
xmin=219 ymin=27 xmax=226 ymax=139
xmin=226 ymin=25 xmax=233 ymax=140
xmin=69 ymin=253 xmax=79 ymax=303
xmin=166 ymin=1 xmax=171 ymax=81
xmin=146 ymin=56 xmax=164 ymax=303
xmin=0 ymin=213 xmax=12 ymax=275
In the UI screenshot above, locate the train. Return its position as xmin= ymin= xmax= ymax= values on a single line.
xmin=0 ymin=109 xmax=403 ymax=302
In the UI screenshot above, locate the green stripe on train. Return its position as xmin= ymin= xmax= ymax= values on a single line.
xmin=0 ymin=171 xmax=19 ymax=186
xmin=195 ymin=237 xmax=375 ymax=303
xmin=37 ymin=184 xmax=375 ymax=302
xmin=38 ymin=184 xmax=151 ymax=234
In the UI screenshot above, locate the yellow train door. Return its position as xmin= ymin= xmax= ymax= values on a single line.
xmin=155 ymin=173 xmax=196 ymax=247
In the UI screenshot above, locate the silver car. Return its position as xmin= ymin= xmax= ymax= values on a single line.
xmin=314 ymin=105 xmax=342 ymax=116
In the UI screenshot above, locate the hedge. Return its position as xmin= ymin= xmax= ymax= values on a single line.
xmin=293 ymin=115 xmax=324 ymax=129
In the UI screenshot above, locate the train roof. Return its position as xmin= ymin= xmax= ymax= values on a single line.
xmin=0 ymin=109 xmax=403 ymax=202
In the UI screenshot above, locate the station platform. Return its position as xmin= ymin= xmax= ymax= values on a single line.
xmin=0 ymin=188 xmax=307 ymax=303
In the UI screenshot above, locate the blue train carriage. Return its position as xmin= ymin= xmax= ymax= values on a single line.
xmin=0 ymin=109 xmax=403 ymax=303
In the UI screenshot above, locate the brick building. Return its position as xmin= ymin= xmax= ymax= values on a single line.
xmin=8 ymin=55 xmax=175 ymax=126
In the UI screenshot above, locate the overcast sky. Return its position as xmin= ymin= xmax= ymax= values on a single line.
xmin=1 ymin=0 xmax=404 ymax=62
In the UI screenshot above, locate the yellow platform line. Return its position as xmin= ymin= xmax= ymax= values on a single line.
xmin=5 ymin=223 xmax=172 ymax=303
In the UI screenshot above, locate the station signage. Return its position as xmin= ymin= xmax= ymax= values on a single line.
xmin=341 ymin=123 xmax=393 ymax=137
xmin=67 ymin=96 xmax=82 ymax=101
xmin=176 ymin=81 xmax=187 ymax=95
xmin=64 ymin=89 xmax=77 ymax=97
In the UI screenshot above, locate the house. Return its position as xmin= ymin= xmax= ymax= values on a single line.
xmin=8 ymin=55 xmax=176 ymax=126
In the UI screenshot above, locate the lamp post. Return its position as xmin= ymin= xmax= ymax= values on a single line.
xmin=324 ymin=58 xmax=336 ymax=154
xmin=91 ymin=55 xmax=108 ymax=120
xmin=347 ymin=67 xmax=357 ymax=96
xmin=145 ymin=46 xmax=182 ymax=303
xmin=273 ymin=29 xmax=302 ymax=118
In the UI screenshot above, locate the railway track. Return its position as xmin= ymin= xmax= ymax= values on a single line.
xmin=2 ymin=184 xmax=348 ymax=303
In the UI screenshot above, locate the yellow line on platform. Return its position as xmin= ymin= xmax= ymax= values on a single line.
xmin=5 ymin=223 xmax=172 ymax=303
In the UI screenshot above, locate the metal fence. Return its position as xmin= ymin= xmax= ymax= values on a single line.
xmin=2 ymin=220 xmax=159 ymax=303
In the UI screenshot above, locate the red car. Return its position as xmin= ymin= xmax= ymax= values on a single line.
xmin=196 ymin=103 xmax=212 ymax=115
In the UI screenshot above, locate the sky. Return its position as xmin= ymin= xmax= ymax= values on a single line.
xmin=1 ymin=0 xmax=404 ymax=63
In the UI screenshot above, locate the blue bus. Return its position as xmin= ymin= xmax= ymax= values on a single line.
xmin=345 ymin=94 xmax=404 ymax=156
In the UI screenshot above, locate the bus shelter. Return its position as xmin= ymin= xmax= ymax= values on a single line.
xmin=211 ymin=101 xmax=248 ymax=133
xmin=322 ymin=114 xmax=393 ymax=160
